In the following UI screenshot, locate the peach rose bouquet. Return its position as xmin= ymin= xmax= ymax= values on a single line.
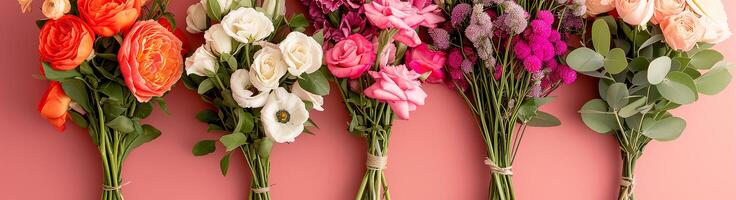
xmin=568 ymin=0 xmax=732 ymax=199
xmin=182 ymin=0 xmax=327 ymax=199
xmin=22 ymin=1 xmax=184 ymax=200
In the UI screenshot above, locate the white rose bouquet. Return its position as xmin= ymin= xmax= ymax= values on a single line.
xmin=182 ymin=0 xmax=328 ymax=199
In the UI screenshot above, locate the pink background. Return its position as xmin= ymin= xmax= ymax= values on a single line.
xmin=1 ymin=1 xmax=735 ymax=199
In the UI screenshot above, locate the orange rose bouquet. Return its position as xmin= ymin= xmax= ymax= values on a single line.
xmin=24 ymin=0 xmax=185 ymax=200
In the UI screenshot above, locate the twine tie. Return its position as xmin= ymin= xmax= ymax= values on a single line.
xmin=483 ymin=158 xmax=513 ymax=176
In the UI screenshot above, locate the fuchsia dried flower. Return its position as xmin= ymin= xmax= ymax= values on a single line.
xmin=513 ymin=40 xmax=531 ymax=59
xmin=557 ymin=65 xmax=577 ymax=84
xmin=448 ymin=48 xmax=464 ymax=69
xmin=523 ymin=56 xmax=542 ymax=72
xmin=537 ymin=10 xmax=555 ymax=25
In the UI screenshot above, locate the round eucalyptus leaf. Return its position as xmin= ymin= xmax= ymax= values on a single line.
xmin=690 ymin=49 xmax=723 ymax=69
xmin=695 ymin=67 xmax=732 ymax=95
xmin=598 ymin=79 xmax=613 ymax=100
xmin=567 ymin=47 xmax=605 ymax=72
xmin=642 ymin=117 xmax=686 ymax=141
xmin=657 ymin=71 xmax=698 ymax=104
xmin=580 ymin=99 xmax=619 ymax=134
xmin=604 ymin=48 xmax=628 ymax=74
xmin=618 ymin=97 xmax=647 ymax=118
xmin=647 ymin=56 xmax=671 ymax=85
xmin=632 ymin=71 xmax=649 ymax=86
xmin=592 ymin=18 xmax=611 ymax=56
xmin=606 ymin=83 xmax=629 ymax=109
xmin=629 ymin=57 xmax=650 ymax=72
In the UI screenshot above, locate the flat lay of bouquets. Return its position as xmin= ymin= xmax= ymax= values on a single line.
xmin=24 ymin=0 xmax=186 ymax=199
xmin=182 ymin=0 xmax=328 ymax=199
xmin=302 ymin=0 xmax=445 ymax=199
xmin=434 ymin=0 xmax=586 ymax=199
xmin=569 ymin=0 xmax=732 ymax=199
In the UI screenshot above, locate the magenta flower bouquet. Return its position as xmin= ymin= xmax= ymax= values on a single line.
xmin=303 ymin=0 xmax=445 ymax=199
xmin=435 ymin=0 xmax=587 ymax=199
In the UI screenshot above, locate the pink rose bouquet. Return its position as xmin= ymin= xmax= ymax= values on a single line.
xmin=568 ymin=0 xmax=732 ymax=199
xmin=314 ymin=0 xmax=445 ymax=199
xmin=20 ymin=1 xmax=184 ymax=200
xmin=436 ymin=1 xmax=587 ymax=199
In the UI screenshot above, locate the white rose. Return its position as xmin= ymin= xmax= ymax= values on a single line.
xmin=686 ymin=0 xmax=727 ymax=21
xmin=250 ymin=46 xmax=287 ymax=92
xmin=42 ymin=0 xmax=71 ymax=20
xmin=699 ymin=16 xmax=732 ymax=44
xmin=279 ymin=32 xmax=323 ymax=76
xmin=230 ymin=69 xmax=269 ymax=108
xmin=261 ymin=87 xmax=308 ymax=143
xmin=185 ymin=46 xmax=218 ymax=76
xmin=204 ymin=24 xmax=233 ymax=55
xmin=200 ymin=0 xmax=233 ymax=14
xmin=291 ymin=82 xmax=324 ymax=111
xmin=221 ymin=8 xmax=274 ymax=43
xmin=186 ymin=3 xmax=208 ymax=34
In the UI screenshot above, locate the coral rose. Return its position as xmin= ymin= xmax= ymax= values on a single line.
xmin=406 ymin=44 xmax=446 ymax=83
xmin=78 ymin=0 xmax=141 ymax=37
xmin=364 ymin=65 xmax=427 ymax=120
xmin=661 ymin=11 xmax=704 ymax=51
xmin=39 ymin=15 xmax=95 ymax=71
xmin=651 ymin=0 xmax=687 ymax=24
xmin=118 ymin=20 xmax=183 ymax=102
xmin=38 ymin=82 xmax=71 ymax=131
xmin=326 ymin=34 xmax=376 ymax=79
xmin=616 ymin=0 xmax=655 ymax=26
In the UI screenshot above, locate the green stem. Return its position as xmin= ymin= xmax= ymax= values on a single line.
xmin=618 ymin=153 xmax=638 ymax=200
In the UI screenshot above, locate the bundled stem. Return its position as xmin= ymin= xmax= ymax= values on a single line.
xmin=356 ymin=126 xmax=392 ymax=200
xmin=618 ymin=152 xmax=639 ymax=200
xmin=242 ymin=144 xmax=271 ymax=200
xmin=99 ymin=129 xmax=125 ymax=200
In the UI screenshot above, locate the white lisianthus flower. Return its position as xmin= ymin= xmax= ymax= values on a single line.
xmin=291 ymin=82 xmax=324 ymax=111
xmin=221 ymin=8 xmax=274 ymax=43
xmin=262 ymin=0 xmax=286 ymax=20
xmin=279 ymin=32 xmax=323 ymax=76
xmin=200 ymin=0 xmax=233 ymax=14
xmin=204 ymin=24 xmax=233 ymax=55
xmin=230 ymin=69 xmax=269 ymax=108
xmin=250 ymin=46 xmax=287 ymax=92
xmin=186 ymin=3 xmax=208 ymax=34
xmin=185 ymin=46 xmax=218 ymax=76
xmin=261 ymin=87 xmax=309 ymax=143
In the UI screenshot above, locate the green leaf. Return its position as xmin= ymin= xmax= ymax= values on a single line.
xmin=79 ymin=62 xmax=94 ymax=75
xmin=604 ymin=48 xmax=628 ymax=74
xmin=567 ymin=47 xmax=605 ymax=72
xmin=647 ymin=56 xmax=672 ymax=85
xmin=237 ymin=111 xmax=255 ymax=133
xmin=36 ymin=19 xmax=48 ymax=28
xmin=198 ymin=79 xmax=215 ymax=94
xmin=642 ymin=117 xmax=686 ymax=141
xmin=106 ymin=116 xmax=136 ymax=133
xmin=657 ymin=71 xmax=698 ymax=104
xmin=695 ymin=67 xmax=732 ymax=95
xmin=297 ymin=70 xmax=330 ymax=96
xmin=69 ymin=111 xmax=88 ymax=128
xmin=98 ymin=82 xmax=125 ymax=101
xmin=192 ymin=140 xmax=217 ymax=156
xmin=208 ymin=124 xmax=225 ymax=132
xmin=196 ymin=110 xmax=220 ymax=123
xmin=592 ymin=19 xmax=611 ymax=56
xmin=128 ymin=124 xmax=162 ymax=150
xmin=153 ymin=97 xmax=170 ymax=115
xmin=606 ymin=83 xmax=629 ymax=109
xmin=288 ymin=14 xmax=309 ymax=30
xmin=638 ymin=34 xmax=663 ymax=52
xmin=690 ymin=49 xmax=723 ymax=69
xmin=629 ymin=57 xmax=650 ymax=72
xmin=220 ymin=132 xmax=247 ymax=152
xmin=43 ymin=63 xmax=82 ymax=81
xmin=517 ymin=97 xmax=555 ymax=123
xmin=60 ymin=79 xmax=91 ymax=112
xmin=580 ymin=99 xmax=618 ymax=134
xmin=220 ymin=53 xmax=239 ymax=71
xmin=102 ymin=101 xmax=127 ymax=120
xmin=133 ymin=102 xmax=153 ymax=119
xmin=220 ymin=153 xmax=231 ymax=176
xmin=618 ymin=97 xmax=647 ymax=118
xmin=258 ymin=139 xmax=273 ymax=158
xmin=526 ymin=111 xmax=561 ymax=127
xmin=312 ymin=29 xmax=325 ymax=46
xmin=206 ymin=0 xmax=223 ymax=20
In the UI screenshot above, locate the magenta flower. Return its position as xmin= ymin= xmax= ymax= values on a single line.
xmin=428 ymin=28 xmax=450 ymax=50
xmin=523 ymin=56 xmax=542 ymax=72
xmin=364 ymin=65 xmax=428 ymax=120
xmin=556 ymin=65 xmax=577 ymax=84
xmin=406 ymin=44 xmax=446 ymax=83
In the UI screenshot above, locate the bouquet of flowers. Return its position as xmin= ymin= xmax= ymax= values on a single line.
xmin=23 ymin=0 xmax=185 ymax=199
xmin=569 ymin=1 xmax=732 ymax=199
xmin=183 ymin=0 xmax=328 ymax=199
xmin=302 ymin=0 xmax=445 ymax=199
xmin=436 ymin=0 xmax=587 ymax=199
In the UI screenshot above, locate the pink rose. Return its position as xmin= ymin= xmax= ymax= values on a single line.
xmin=406 ymin=44 xmax=446 ymax=83
xmin=616 ymin=0 xmax=655 ymax=26
xmin=586 ymin=0 xmax=616 ymax=16
xmin=651 ymin=0 xmax=687 ymax=24
xmin=364 ymin=65 xmax=427 ymax=120
xmin=364 ymin=0 xmax=439 ymax=47
xmin=374 ymin=38 xmax=397 ymax=68
xmin=661 ymin=11 xmax=704 ymax=51
xmin=326 ymin=34 xmax=376 ymax=79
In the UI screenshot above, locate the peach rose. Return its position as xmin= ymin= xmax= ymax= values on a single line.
xmin=661 ymin=11 xmax=704 ymax=51
xmin=616 ymin=0 xmax=655 ymax=26
xmin=39 ymin=15 xmax=95 ymax=70
xmin=118 ymin=20 xmax=183 ymax=102
xmin=41 ymin=0 xmax=71 ymax=19
xmin=651 ymin=0 xmax=687 ymax=24
xmin=586 ymin=0 xmax=616 ymax=16
xmin=78 ymin=0 xmax=141 ymax=37
xmin=38 ymin=82 xmax=71 ymax=131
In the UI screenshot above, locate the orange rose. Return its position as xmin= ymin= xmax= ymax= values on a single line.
xmin=118 ymin=20 xmax=183 ymax=102
xmin=39 ymin=15 xmax=95 ymax=71
xmin=77 ymin=0 xmax=141 ymax=37
xmin=38 ymin=82 xmax=71 ymax=131
xmin=661 ymin=11 xmax=704 ymax=51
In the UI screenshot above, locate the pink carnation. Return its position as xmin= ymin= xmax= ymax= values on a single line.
xmin=364 ymin=65 xmax=428 ymax=120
